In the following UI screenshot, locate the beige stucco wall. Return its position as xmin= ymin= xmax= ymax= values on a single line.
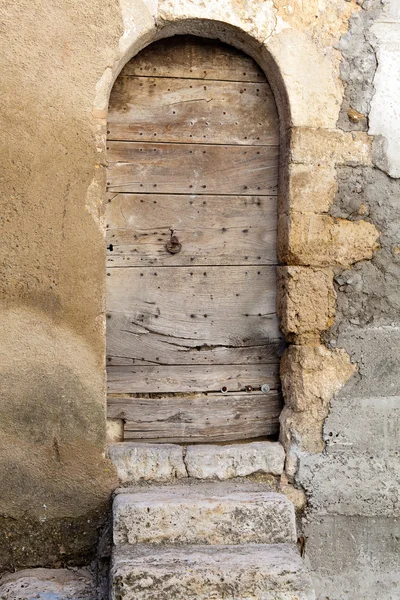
xmin=0 ymin=0 xmax=382 ymax=584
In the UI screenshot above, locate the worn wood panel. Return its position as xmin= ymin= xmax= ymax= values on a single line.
xmin=106 ymin=194 xmax=278 ymax=267
xmin=106 ymin=36 xmax=281 ymax=440
xmin=107 ymin=311 xmax=283 ymax=366
xmin=106 ymin=338 xmax=283 ymax=366
xmin=108 ymin=77 xmax=278 ymax=145
xmin=107 ymin=364 xmax=279 ymax=394
xmin=120 ymin=36 xmax=265 ymax=83
xmin=106 ymin=266 xmax=281 ymax=349
xmin=107 ymin=142 xmax=279 ymax=195
xmin=109 ymin=392 xmax=282 ymax=443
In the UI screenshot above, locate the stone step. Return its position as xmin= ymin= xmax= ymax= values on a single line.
xmin=111 ymin=543 xmax=315 ymax=600
xmin=108 ymin=441 xmax=285 ymax=483
xmin=113 ymin=481 xmax=296 ymax=546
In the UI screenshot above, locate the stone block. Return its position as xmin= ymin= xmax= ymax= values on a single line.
xmin=108 ymin=443 xmax=187 ymax=483
xmin=111 ymin=544 xmax=315 ymax=600
xmin=278 ymin=213 xmax=380 ymax=267
xmin=280 ymin=406 xmax=325 ymax=458
xmin=280 ymin=345 xmax=355 ymax=414
xmin=277 ymin=266 xmax=336 ymax=342
xmin=304 ymin=515 xmax=400 ymax=600
xmin=113 ymin=482 xmax=296 ymax=546
xmin=289 ymin=128 xmax=372 ymax=166
xmin=279 ymin=163 xmax=337 ymax=215
xmin=0 ymin=568 xmax=95 ymax=600
xmin=323 ymin=395 xmax=400 ymax=454
xmin=279 ymin=346 xmax=355 ymax=462
xmin=298 ymin=449 xmax=400 ymax=517
xmin=184 ymin=442 xmax=285 ymax=479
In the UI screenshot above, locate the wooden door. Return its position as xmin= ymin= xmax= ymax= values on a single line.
xmin=106 ymin=36 xmax=284 ymax=443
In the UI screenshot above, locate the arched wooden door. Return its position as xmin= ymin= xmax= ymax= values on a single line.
xmin=106 ymin=36 xmax=283 ymax=443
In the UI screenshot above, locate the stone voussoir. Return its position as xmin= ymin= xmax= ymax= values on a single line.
xmin=111 ymin=544 xmax=315 ymax=600
xmin=108 ymin=442 xmax=187 ymax=483
xmin=113 ymin=482 xmax=296 ymax=546
xmin=184 ymin=441 xmax=285 ymax=480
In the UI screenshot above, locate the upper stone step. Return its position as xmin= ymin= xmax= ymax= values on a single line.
xmin=113 ymin=481 xmax=296 ymax=546
xmin=111 ymin=543 xmax=315 ymax=600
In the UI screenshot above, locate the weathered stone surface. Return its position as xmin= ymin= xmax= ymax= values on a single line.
xmin=277 ymin=266 xmax=336 ymax=342
xmin=111 ymin=544 xmax=315 ymax=600
xmin=184 ymin=442 xmax=285 ymax=479
xmin=299 ymin=449 xmax=400 ymax=517
xmin=322 ymin=395 xmax=400 ymax=454
xmin=281 ymin=345 xmax=356 ymax=415
xmin=279 ymin=163 xmax=337 ymax=214
xmin=278 ymin=213 xmax=380 ymax=267
xmin=108 ymin=443 xmax=187 ymax=483
xmin=289 ymin=128 xmax=372 ymax=166
xmin=304 ymin=515 xmax=400 ymax=600
xmin=113 ymin=482 xmax=296 ymax=546
xmin=106 ymin=419 xmax=124 ymax=443
xmin=279 ymin=346 xmax=356 ymax=466
xmin=0 ymin=568 xmax=95 ymax=600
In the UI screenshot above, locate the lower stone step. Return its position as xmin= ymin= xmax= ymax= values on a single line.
xmin=111 ymin=544 xmax=315 ymax=600
xmin=113 ymin=482 xmax=296 ymax=546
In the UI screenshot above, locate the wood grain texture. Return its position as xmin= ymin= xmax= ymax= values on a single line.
xmin=107 ymin=364 xmax=279 ymax=394
xmin=120 ymin=35 xmax=265 ymax=83
xmin=108 ymin=77 xmax=278 ymax=145
xmin=106 ymin=36 xmax=281 ymax=440
xmin=108 ymin=391 xmax=282 ymax=443
xmin=107 ymin=142 xmax=279 ymax=195
xmin=112 ymin=392 xmax=282 ymax=443
xmin=106 ymin=265 xmax=281 ymax=350
xmin=106 ymin=194 xmax=278 ymax=267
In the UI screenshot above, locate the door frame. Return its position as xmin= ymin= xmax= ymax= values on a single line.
xmin=97 ymin=13 xmax=375 ymax=479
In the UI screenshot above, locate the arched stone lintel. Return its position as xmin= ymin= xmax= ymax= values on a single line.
xmin=95 ymin=2 xmax=342 ymax=130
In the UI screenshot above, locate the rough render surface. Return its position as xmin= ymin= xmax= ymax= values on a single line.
xmin=111 ymin=544 xmax=316 ymax=600
xmin=0 ymin=568 xmax=96 ymax=600
xmin=113 ymin=483 xmax=296 ymax=546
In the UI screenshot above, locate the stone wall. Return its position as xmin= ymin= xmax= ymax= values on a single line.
xmin=0 ymin=0 xmax=399 ymax=597
xmin=298 ymin=1 xmax=400 ymax=597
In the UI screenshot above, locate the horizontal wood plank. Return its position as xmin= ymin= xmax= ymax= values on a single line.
xmin=106 ymin=142 xmax=279 ymax=196
xmin=108 ymin=77 xmax=278 ymax=145
xmin=106 ymin=266 xmax=282 ymax=355
xmin=115 ymin=392 xmax=282 ymax=442
xmin=107 ymin=364 xmax=280 ymax=394
xmin=107 ymin=321 xmax=283 ymax=366
xmin=120 ymin=36 xmax=266 ymax=83
xmin=106 ymin=194 xmax=278 ymax=267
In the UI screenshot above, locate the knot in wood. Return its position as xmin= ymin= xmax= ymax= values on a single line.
xmin=166 ymin=235 xmax=182 ymax=254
